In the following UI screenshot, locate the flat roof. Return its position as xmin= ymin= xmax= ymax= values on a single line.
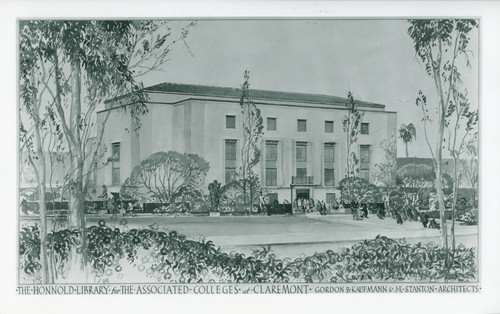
xmin=141 ymin=82 xmax=386 ymax=109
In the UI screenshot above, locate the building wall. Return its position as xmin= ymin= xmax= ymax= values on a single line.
xmin=97 ymin=91 xmax=397 ymax=200
xmin=96 ymin=108 xmax=133 ymax=191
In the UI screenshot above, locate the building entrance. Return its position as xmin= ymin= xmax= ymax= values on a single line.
xmin=296 ymin=189 xmax=310 ymax=200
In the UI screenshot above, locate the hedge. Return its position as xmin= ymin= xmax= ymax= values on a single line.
xmin=20 ymin=222 xmax=477 ymax=284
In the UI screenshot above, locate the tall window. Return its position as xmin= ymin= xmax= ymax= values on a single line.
xmin=297 ymin=119 xmax=307 ymax=132
xmin=265 ymin=141 xmax=278 ymax=186
xmin=360 ymin=145 xmax=371 ymax=181
xmin=324 ymin=143 xmax=335 ymax=186
xmin=111 ymin=142 xmax=121 ymax=186
xmin=296 ymin=142 xmax=307 ymax=162
xmin=361 ymin=122 xmax=369 ymax=135
xmin=267 ymin=117 xmax=277 ymax=131
xmin=296 ymin=142 xmax=307 ymax=183
xmin=226 ymin=115 xmax=236 ymax=129
xmin=225 ymin=140 xmax=237 ymax=183
xmin=325 ymin=121 xmax=334 ymax=133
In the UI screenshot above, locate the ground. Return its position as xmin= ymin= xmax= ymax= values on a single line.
xmin=78 ymin=213 xmax=478 ymax=259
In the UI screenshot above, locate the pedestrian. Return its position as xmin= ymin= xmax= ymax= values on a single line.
xmin=383 ymin=194 xmax=391 ymax=217
xmin=352 ymin=207 xmax=361 ymax=220
xmin=429 ymin=218 xmax=440 ymax=230
xmin=259 ymin=192 xmax=266 ymax=215
xmin=127 ymin=202 xmax=134 ymax=215
xmin=396 ymin=212 xmax=403 ymax=224
xmin=361 ymin=204 xmax=369 ymax=218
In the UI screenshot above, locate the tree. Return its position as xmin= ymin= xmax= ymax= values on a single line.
xmin=239 ymin=70 xmax=264 ymax=212
xmin=122 ymin=151 xmax=209 ymax=203
xmin=446 ymin=90 xmax=478 ymax=250
xmin=462 ymin=135 xmax=478 ymax=209
xmin=374 ymin=133 xmax=398 ymax=188
xmin=339 ymin=177 xmax=382 ymax=216
xmin=398 ymin=123 xmax=417 ymax=157
xmin=20 ymin=20 xmax=196 ymax=275
xmin=408 ymin=19 xmax=478 ymax=249
xmin=342 ymin=91 xmax=364 ymax=202
xmin=19 ymin=51 xmax=53 ymax=283
xmin=396 ymin=164 xmax=435 ymax=221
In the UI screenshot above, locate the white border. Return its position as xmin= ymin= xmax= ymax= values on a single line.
xmin=1 ymin=1 xmax=500 ymax=314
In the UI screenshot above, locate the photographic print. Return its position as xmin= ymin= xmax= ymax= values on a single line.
xmin=18 ymin=18 xmax=480 ymax=293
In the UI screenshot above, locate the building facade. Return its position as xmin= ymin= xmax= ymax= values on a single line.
xmin=96 ymin=83 xmax=397 ymax=203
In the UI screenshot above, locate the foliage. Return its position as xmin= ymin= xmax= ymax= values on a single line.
xmin=408 ymin=19 xmax=478 ymax=249
xmin=217 ymin=176 xmax=262 ymax=213
xmin=208 ymin=180 xmax=223 ymax=212
xmin=19 ymin=19 xmax=196 ymax=239
xmin=338 ymin=177 xmax=382 ymax=206
xmin=342 ymin=92 xmax=364 ymax=178
xmin=327 ymin=236 xmax=476 ymax=282
xmin=374 ymin=133 xmax=398 ymax=187
xmin=19 ymin=225 xmax=42 ymax=277
xmin=219 ymin=180 xmax=245 ymax=213
xmin=457 ymin=212 xmax=478 ymax=225
xmin=121 ymin=151 xmax=209 ymax=203
xmin=399 ymin=123 xmax=417 ymax=157
xmin=239 ymin=70 xmax=264 ymax=211
xmin=462 ymin=136 xmax=478 ymax=208
xmin=46 ymin=229 xmax=80 ymax=276
xmin=20 ymin=225 xmax=477 ymax=283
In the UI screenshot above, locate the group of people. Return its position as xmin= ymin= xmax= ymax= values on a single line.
xmin=292 ymin=198 xmax=339 ymax=215
xmin=97 ymin=185 xmax=140 ymax=216
xmin=351 ymin=203 xmax=371 ymax=220
xmin=419 ymin=212 xmax=441 ymax=230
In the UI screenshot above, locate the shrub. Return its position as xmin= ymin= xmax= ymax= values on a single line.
xmin=458 ymin=211 xmax=478 ymax=225
xmin=19 ymin=225 xmax=41 ymax=277
xmin=338 ymin=177 xmax=382 ymax=206
xmin=20 ymin=224 xmax=477 ymax=283
xmin=121 ymin=151 xmax=209 ymax=203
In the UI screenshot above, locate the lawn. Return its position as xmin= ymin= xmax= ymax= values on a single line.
xmin=83 ymin=213 xmax=478 ymax=259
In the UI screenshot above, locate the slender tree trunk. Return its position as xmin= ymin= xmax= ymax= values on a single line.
xmin=450 ymin=156 xmax=460 ymax=251
xmin=66 ymin=60 xmax=88 ymax=278
xmin=405 ymin=143 xmax=409 ymax=158
xmin=28 ymin=70 xmax=54 ymax=283
xmin=435 ymin=134 xmax=448 ymax=250
xmin=33 ymin=154 xmax=54 ymax=284
xmin=68 ymin=60 xmax=84 ymax=229
xmin=427 ymin=44 xmax=449 ymax=251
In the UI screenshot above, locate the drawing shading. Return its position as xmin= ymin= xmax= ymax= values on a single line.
xmin=18 ymin=19 xmax=479 ymax=289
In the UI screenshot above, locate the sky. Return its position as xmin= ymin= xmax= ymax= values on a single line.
xmin=137 ymin=19 xmax=480 ymax=158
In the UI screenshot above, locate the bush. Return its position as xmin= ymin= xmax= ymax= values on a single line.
xmin=338 ymin=177 xmax=382 ymax=206
xmin=20 ymin=224 xmax=477 ymax=283
xmin=458 ymin=211 xmax=478 ymax=225
xmin=19 ymin=225 xmax=42 ymax=277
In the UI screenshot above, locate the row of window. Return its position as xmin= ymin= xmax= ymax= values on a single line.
xmin=226 ymin=115 xmax=370 ymax=134
xmin=110 ymin=139 xmax=371 ymax=188
xmin=225 ymin=139 xmax=371 ymax=187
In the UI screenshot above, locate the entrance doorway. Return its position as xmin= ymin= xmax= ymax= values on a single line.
xmin=296 ymin=189 xmax=310 ymax=200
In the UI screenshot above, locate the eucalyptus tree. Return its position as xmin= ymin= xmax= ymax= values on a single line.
xmin=408 ymin=19 xmax=478 ymax=250
xmin=446 ymin=90 xmax=478 ymax=250
xmin=19 ymin=19 xmax=195 ymax=277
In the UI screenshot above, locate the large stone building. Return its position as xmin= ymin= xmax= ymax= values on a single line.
xmin=96 ymin=83 xmax=397 ymax=203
